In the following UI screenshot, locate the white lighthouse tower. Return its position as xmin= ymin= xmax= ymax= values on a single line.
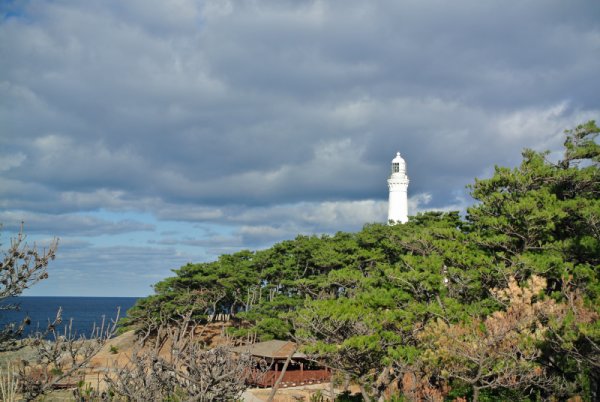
xmin=387 ymin=152 xmax=409 ymax=224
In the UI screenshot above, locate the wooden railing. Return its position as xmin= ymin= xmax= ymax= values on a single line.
xmin=248 ymin=368 xmax=331 ymax=387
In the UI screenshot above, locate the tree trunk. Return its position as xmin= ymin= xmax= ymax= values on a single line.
xmin=329 ymin=370 xmax=336 ymax=401
xmin=343 ymin=373 xmax=351 ymax=392
xmin=590 ymin=370 xmax=599 ymax=402
xmin=266 ymin=348 xmax=295 ymax=402
xmin=359 ymin=384 xmax=373 ymax=402
xmin=374 ymin=366 xmax=391 ymax=399
xmin=472 ymin=386 xmax=480 ymax=402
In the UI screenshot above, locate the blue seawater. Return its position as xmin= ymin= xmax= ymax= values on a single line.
xmin=0 ymin=296 xmax=138 ymax=338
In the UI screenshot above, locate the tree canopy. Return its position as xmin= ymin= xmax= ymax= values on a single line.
xmin=125 ymin=121 xmax=600 ymax=401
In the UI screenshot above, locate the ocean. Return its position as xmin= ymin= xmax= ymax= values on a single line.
xmin=0 ymin=296 xmax=139 ymax=338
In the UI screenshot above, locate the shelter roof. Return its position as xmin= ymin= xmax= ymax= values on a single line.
xmin=232 ymin=340 xmax=306 ymax=360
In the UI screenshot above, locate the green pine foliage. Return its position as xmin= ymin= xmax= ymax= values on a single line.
xmin=124 ymin=121 xmax=599 ymax=401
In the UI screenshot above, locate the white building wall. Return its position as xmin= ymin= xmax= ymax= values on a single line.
xmin=387 ymin=152 xmax=409 ymax=224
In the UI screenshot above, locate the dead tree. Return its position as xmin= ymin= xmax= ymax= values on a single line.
xmin=106 ymin=294 xmax=263 ymax=401
xmin=0 ymin=223 xmax=58 ymax=348
xmin=0 ymin=223 xmax=123 ymax=401
xmin=18 ymin=308 xmax=120 ymax=401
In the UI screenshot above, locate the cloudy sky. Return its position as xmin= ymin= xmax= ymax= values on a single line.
xmin=1 ymin=0 xmax=599 ymax=296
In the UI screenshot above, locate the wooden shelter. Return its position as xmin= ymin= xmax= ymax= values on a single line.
xmin=233 ymin=340 xmax=331 ymax=388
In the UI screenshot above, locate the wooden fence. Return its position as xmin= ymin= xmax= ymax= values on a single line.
xmin=248 ymin=368 xmax=331 ymax=388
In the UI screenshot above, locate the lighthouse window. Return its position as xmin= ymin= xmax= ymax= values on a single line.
xmin=393 ymin=163 xmax=399 ymax=173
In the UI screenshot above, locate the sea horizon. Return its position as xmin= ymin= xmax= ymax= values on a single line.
xmin=0 ymin=296 xmax=140 ymax=338
xmin=15 ymin=295 xmax=147 ymax=298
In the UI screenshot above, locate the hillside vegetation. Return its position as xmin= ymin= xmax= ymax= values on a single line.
xmin=124 ymin=122 xmax=600 ymax=401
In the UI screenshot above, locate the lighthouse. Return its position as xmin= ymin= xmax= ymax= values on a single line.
xmin=387 ymin=152 xmax=409 ymax=224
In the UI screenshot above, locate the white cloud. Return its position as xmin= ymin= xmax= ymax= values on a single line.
xmin=492 ymin=102 xmax=598 ymax=152
xmin=0 ymin=211 xmax=154 ymax=236
xmin=1 ymin=0 xmax=599 ymax=295
xmin=0 ymin=152 xmax=26 ymax=172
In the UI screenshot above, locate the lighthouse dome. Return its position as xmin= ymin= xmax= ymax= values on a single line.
xmin=391 ymin=152 xmax=406 ymax=174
